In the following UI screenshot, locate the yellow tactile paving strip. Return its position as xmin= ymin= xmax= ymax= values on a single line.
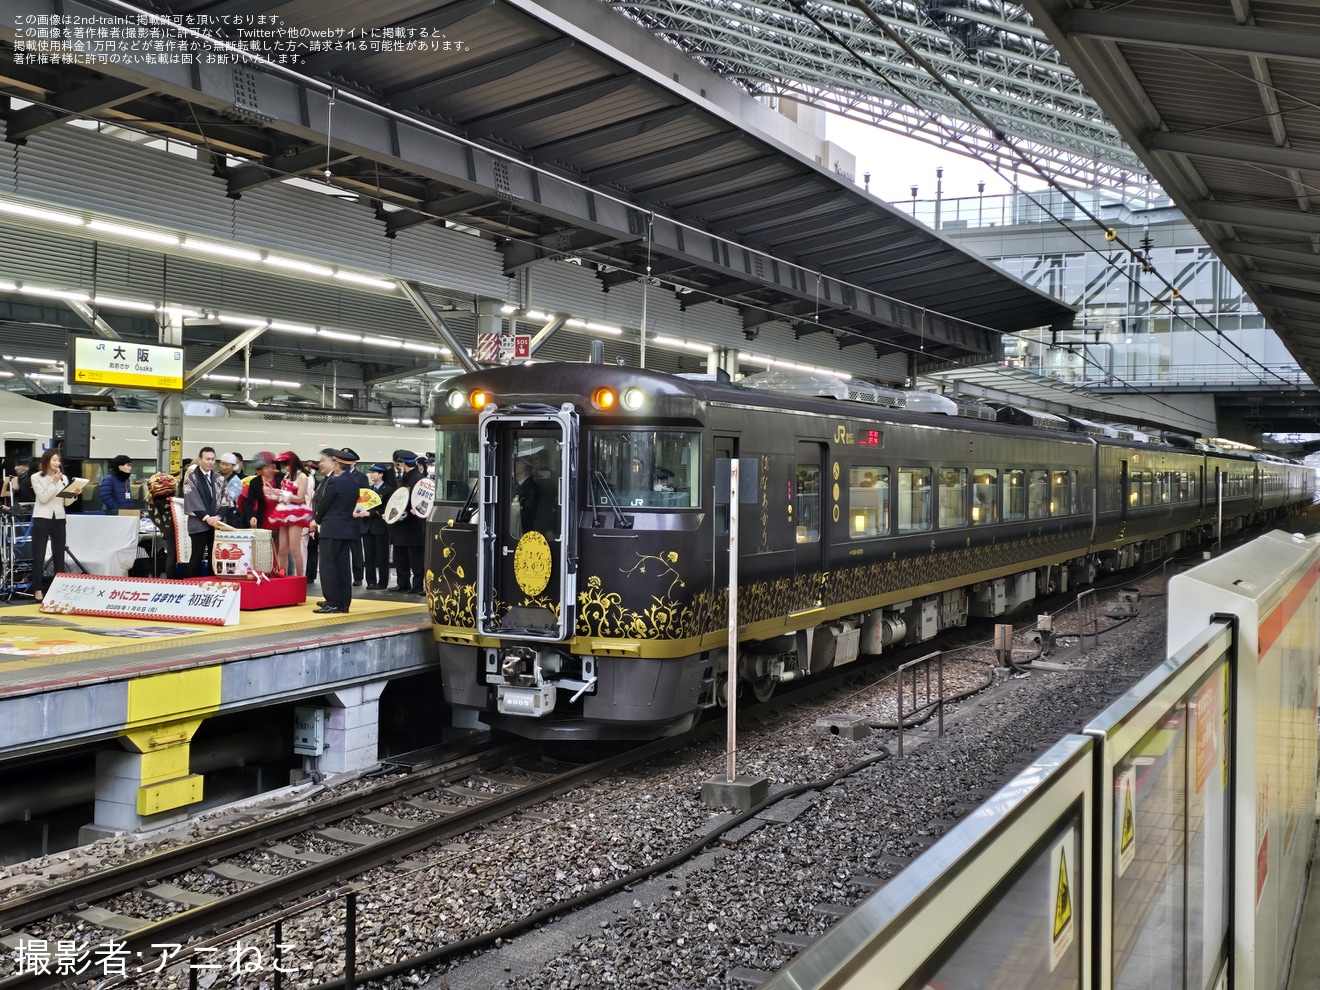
xmin=0 ymin=598 xmax=428 ymax=673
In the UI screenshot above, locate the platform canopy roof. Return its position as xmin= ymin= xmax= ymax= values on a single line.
xmin=1023 ymin=0 xmax=1320 ymax=385
xmin=0 ymin=0 xmax=1076 ymax=371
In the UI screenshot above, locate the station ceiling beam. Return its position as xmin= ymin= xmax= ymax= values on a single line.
xmin=1195 ymin=202 xmax=1320 ymax=237
xmin=399 ymin=282 xmax=478 ymax=373
xmin=1059 ymin=9 xmax=1320 ymax=63
xmin=183 ymin=323 xmax=271 ymax=390
xmin=389 ymin=38 xmax=577 ymax=106
xmin=585 ymin=131 xmax=743 ymax=184
xmin=4 ymin=76 xmax=145 ymax=143
xmin=224 ymin=146 xmax=358 ymax=197
xmin=530 ymin=105 xmax=695 ymax=161
xmin=1224 ymin=242 xmax=1320 ymax=270
xmin=461 ymin=74 xmax=640 ymax=137
xmin=302 ymin=0 xmax=498 ymax=75
xmin=1146 ymin=132 xmax=1320 ymax=175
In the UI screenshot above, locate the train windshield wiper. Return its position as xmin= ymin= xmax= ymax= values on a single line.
xmin=592 ymin=471 xmax=633 ymax=529
xmin=449 ymin=481 xmax=477 ymax=527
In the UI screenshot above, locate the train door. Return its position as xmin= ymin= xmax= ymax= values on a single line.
xmin=475 ymin=406 xmax=578 ymax=641
xmin=792 ymin=441 xmax=825 ymax=612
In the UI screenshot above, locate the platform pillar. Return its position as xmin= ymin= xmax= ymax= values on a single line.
xmin=319 ymin=681 xmax=388 ymax=774
xmin=83 ymin=666 xmax=222 ymax=838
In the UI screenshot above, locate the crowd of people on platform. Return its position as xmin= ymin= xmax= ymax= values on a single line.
xmin=2 ymin=446 xmax=438 ymax=612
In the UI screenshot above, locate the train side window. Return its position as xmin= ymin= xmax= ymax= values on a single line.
xmin=1070 ymin=470 xmax=1080 ymax=514
xmin=1129 ymin=471 xmax=1142 ymax=507
xmin=849 ymin=466 xmax=889 ymax=539
xmin=1004 ymin=469 xmax=1026 ymax=521
xmin=938 ymin=468 xmax=967 ymax=528
xmin=1050 ymin=469 xmax=1069 ymax=515
xmin=795 ymin=459 xmax=821 ymax=544
xmin=1142 ymin=472 xmax=1154 ymax=505
xmin=1027 ymin=469 xmax=1049 ymax=519
xmin=971 ymin=468 xmax=998 ymax=525
xmin=897 ymin=467 xmax=932 ymax=533
xmin=1189 ymin=471 xmax=1198 ymax=501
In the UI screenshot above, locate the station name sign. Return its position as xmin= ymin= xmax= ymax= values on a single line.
xmin=69 ymin=336 xmax=184 ymax=391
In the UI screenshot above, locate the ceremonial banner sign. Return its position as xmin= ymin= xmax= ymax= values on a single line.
xmin=41 ymin=575 xmax=241 ymax=626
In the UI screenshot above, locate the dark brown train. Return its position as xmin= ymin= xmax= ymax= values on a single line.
xmin=426 ymin=361 xmax=1313 ymax=739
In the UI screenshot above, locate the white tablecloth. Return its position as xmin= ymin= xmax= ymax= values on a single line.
xmin=66 ymin=515 xmax=142 ymax=576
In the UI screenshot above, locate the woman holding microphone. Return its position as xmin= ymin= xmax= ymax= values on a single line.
xmin=30 ymin=449 xmax=69 ymax=601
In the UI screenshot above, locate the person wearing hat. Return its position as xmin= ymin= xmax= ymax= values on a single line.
xmin=217 ymin=453 xmax=243 ymax=526
xmin=241 ymin=454 xmax=280 ymax=532
xmin=269 ymin=450 xmax=313 ymax=577
xmin=358 ymin=462 xmax=396 ymax=589
xmin=389 ymin=449 xmax=425 ymax=595
xmin=99 ymin=455 xmax=135 ymax=514
xmin=310 ymin=446 xmax=360 ymax=613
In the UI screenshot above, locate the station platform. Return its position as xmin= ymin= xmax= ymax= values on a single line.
xmin=0 ymin=597 xmax=434 ymax=834
xmin=1287 ymin=828 xmax=1320 ymax=990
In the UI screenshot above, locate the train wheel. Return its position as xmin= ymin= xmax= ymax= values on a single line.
xmin=716 ymin=675 xmax=730 ymax=708
xmin=751 ymin=675 xmax=776 ymax=703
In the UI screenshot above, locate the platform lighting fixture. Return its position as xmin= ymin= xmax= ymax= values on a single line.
xmin=182 ymin=238 xmax=263 ymax=262
xmin=653 ymin=335 xmax=713 ymax=355
xmin=92 ymin=295 xmax=159 ymax=313
xmin=19 ymin=285 xmax=90 ymax=303
xmin=318 ymin=329 xmax=364 ymax=342
xmin=268 ymin=321 xmax=320 ymax=336
xmin=333 ymin=270 xmax=397 ymax=291
xmin=158 ymin=306 xmax=203 ymax=321
xmin=738 ymin=351 xmax=851 ymax=381
xmin=216 ymin=314 xmax=269 ymax=327
xmin=0 ymin=279 xmax=17 ymax=292
xmin=5 ymin=356 xmax=64 ymax=366
xmin=585 ymin=321 xmax=623 ymax=336
xmin=524 ymin=309 xmax=552 ymax=322
xmin=263 ymin=256 xmax=335 ymax=278
xmin=0 ymin=200 xmax=85 ymax=226
xmin=25 ymin=373 xmax=66 ymax=382
xmin=87 ymin=220 xmax=180 ymax=246
xmin=362 ymin=335 xmax=406 ymax=348
xmin=499 ymin=304 xmax=518 ymax=315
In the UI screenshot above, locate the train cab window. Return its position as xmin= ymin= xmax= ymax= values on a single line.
xmin=1027 ymin=469 xmax=1049 ymax=519
xmin=1004 ymin=469 xmax=1026 ymax=521
xmin=971 ymin=469 xmax=998 ymax=525
xmin=591 ymin=431 xmax=699 ymax=508
xmin=795 ymin=459 xmax=821 ymax=543
xmin=938 ymin=468 xmax=968 ymax=528
xmin=437 ymin=427 xmax=479 ymax=502
xmin=1050 ymin=470 xmax=1070 ymax=515
xmin=897 ymin=467 xmax=932 ymax=534
xmin=849 ymin=466 xmax=889 ymax=539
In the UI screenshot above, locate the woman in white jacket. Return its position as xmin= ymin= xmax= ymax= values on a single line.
xmin=30 ymin=448 xmax=68 ymax=601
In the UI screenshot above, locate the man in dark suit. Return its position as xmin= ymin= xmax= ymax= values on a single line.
xmin=311 ymin=447 xmax=361 ymax=614
xmin=511 ymin=458 xmax=539 ymax=537
xmin=183 ymin=447 xmax=225 ymax=578
xmin=389 ymin=449 xmax=425 ymax=595
xmin=358 ymin=462 xmax=395 ymax=589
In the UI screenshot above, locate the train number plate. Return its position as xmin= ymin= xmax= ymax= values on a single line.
xmin=496 ymin=684 xmax=557 ymax=717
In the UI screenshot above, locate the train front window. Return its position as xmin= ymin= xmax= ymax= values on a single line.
xmin=437 ymin=427 xmax=479 ymax=502
xmin=591 ymin=431 xmax=699 ymax=508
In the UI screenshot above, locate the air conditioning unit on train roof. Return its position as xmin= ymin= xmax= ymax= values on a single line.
xmin=740 ymin=371 xmax=851 ymax=400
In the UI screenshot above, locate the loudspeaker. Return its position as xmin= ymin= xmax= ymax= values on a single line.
xmin=53 ymin=410 xmax=91 ymax=459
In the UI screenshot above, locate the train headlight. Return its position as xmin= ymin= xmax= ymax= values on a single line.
xmin=591 ymin=386 xmax=616 ymax=410
xmin=620 ymin=387 xmax=644 ymax=411
xmin=446 ymin=389 xmax=466 ymax=410
xmin=469 ymin=389 xmax=490 ymax=410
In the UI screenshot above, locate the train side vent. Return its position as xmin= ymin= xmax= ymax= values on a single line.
xmin=951 ymin=398 xmax=997 ymax=421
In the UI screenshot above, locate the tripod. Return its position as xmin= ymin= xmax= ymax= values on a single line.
xmin=1 ymin=503 xmax=34 ymax=601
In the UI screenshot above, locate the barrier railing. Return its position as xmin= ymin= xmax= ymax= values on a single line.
xmin=764 ymin=530 xmax=1320 ymax=990
xmin=894 ymin=650 xmax=944 ymax=758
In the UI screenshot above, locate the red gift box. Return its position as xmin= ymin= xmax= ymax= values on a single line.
xmin=184 ymin=575 xmax=306 ymax=610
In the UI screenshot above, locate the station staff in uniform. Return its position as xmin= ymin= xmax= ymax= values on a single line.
xmin=389 ymin=449 xmax=425 ymax=595
xmin=183 ymin=447 xmax=226 ymax=578
xmin=311 ymin=447 xmax=360 ymax=614
xmin=358 ymin=463 xmax=395 ymax=589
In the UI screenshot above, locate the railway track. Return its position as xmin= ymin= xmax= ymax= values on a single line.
xmin=0 ymin=537 xmax=1257 ymax=990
